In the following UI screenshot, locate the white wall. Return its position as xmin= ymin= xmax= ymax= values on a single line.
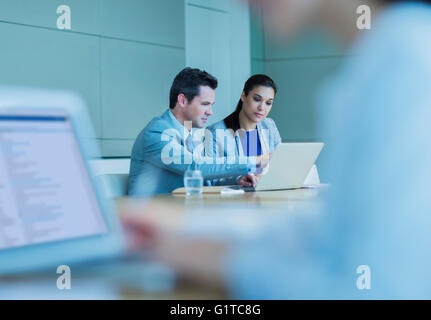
xmin=185 ymin=0 xmax=251 ymax=125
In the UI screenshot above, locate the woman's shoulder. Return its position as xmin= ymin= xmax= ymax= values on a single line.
xmin=260 ymin=117 xmax=278 ymax=130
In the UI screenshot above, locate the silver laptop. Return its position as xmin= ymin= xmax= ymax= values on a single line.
xmin=233 ymin=142 xmax=324 ymax=192
xmin=0 ymin=87 xmax=125 ymax=275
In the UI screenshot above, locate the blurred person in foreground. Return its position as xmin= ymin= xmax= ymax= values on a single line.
xmin=123 ymin=0 xmax=431 ymax=299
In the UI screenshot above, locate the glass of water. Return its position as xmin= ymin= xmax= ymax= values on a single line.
xmin=184 ymin=169 xmax=203 ymax=196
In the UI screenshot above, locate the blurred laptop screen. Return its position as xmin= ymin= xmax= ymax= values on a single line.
xmin=0 ymin=113 xmax=107 ymax=250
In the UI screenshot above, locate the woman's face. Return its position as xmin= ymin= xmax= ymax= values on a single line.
xmin=241 ymin=85 xmax=275 ymax=124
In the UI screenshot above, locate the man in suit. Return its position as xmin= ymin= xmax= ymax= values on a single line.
xmin=128 ymin=67 xmax=263 ymax=195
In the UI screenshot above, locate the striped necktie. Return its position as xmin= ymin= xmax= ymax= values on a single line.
xmin=185 ymin=134 xmax=194 ymax=153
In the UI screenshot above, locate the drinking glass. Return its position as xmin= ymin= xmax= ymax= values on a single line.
xmin=183 ymin=170 xmax=203 ymax=196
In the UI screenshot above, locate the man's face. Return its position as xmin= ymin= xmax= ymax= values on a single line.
xmin=184 ymin=85 xmax=215 ymax=128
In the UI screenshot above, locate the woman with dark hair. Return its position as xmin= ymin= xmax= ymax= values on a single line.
xmin=206 ymin=75 xmax=281 ymax=172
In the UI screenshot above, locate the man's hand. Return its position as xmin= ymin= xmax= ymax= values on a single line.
xmin=119 ymin=202 xmax=227 ymax=290
xmin=237 ymin=173 xmax=259 ymax=187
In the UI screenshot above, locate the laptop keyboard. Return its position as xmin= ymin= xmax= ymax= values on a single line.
xmin=227 ymin=185 xmax=256 ymax=192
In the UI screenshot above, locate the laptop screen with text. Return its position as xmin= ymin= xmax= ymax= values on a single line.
xmin=0 ymin=113 xmax=107 ymax=250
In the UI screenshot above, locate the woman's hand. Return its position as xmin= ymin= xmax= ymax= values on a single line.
xmin=254 ymin=153 xmax=272 ymax=175
xmin=256 ymin=153 xmax=271 ymax=167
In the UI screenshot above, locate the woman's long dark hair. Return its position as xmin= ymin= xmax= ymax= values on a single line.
xmin=235 ymin=74 xmax=277 ymax=112
xmin=224 ymin=74 xmax=277 ymax=131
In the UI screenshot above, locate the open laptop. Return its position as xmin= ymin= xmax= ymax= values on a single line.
xmin=232 ymin=142 xmax=324 ymax=192
xmin=0 ymin=87 xmax=125 ymax=275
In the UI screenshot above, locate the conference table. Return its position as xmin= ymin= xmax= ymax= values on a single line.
xmin=1 ymin=187 xmax=326 ymax=300
xmin=115 ymin=187 xmax=326 ymax=299
xmin=117 ymin=187 xmax=323 ymax=220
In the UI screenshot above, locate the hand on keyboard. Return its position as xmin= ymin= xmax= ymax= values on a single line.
xmin=237 ymin=172 xmax=259 ymax=188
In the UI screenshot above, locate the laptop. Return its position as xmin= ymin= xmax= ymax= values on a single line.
xmin=232 ymin=142 xmax=324 ymax=192
xmin=0 ymin=87 xmax=125 ymax=275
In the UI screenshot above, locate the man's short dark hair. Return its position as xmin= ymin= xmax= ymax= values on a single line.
xmin=169 ymin=67 xmax=218 ymax=109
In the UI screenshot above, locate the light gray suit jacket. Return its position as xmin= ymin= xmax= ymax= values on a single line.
xmin=128 ymin=110 xmax=254 ymax=195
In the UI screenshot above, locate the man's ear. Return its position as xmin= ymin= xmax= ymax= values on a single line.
xmin=177 ymin=93 xmax=188 ymax=109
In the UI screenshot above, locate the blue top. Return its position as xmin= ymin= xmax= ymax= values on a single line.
xmin=239 ymin=129 xmax=262 ymax=157
xmin=224 ymin=2 xmax=431 ymax=299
